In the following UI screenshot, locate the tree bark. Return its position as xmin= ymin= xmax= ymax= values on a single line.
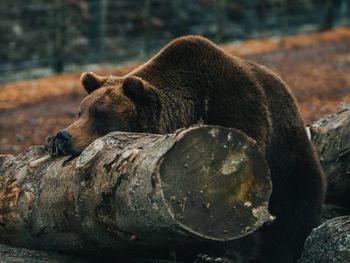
xmin=309 ymin=107 xmax=350 ymax=210
xmin=299 ymin=108 xmax=350 ymax=262
xmin=0 ymin=243 xmax=89 ymax=263
xmin=298 ymin=216 xmax=350 ymax=263
xmin=0 ymin=242 xmax=178 ymax=263
xmin=0 ymin=125 xmax=272 ymax=259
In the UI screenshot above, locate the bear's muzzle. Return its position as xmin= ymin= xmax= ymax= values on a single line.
xmin=45 ymin=130 xmax=77 ymax=157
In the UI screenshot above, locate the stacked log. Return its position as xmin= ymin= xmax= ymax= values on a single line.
xmin=1 ymin=107 xmax=350 ymax=262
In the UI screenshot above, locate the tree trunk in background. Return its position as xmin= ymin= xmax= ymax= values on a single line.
xmin=88 ymin=0 xmax=107 ymax=61
xmin=143 ymin=0 xmax=152 ymax=56
xmin=298 ymin=216 xmax=350 ymax=263
xmin=52 ymin=0 xmax=65 ymax=73
xmin=216 ymin=0 xmax=227 ymax=42
xmin=0 ymin=126 xmax=272 ymax=260
xmin=321 ymin=0 xmax=342 ymax=31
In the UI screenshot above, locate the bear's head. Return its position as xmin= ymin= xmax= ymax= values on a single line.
xmin=46 ymin=72 xmax=160 ymax=156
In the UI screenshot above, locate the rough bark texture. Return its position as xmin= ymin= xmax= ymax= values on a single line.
xmin=0 ymin=125 xmax=272 ymax=260
xmin=309 ymin=107 xmax=350 ymax=210
xmin=298 ymin=216 xmax=350 ymax=263
xmin=299 ymin=108 xmax=350 ymax=262
xmin=0 ymin=243 xmax=183 ymax=263
xmin=0 ymin=243 xmax=90 ymax=263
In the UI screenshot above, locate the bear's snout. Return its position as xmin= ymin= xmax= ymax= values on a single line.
xmin=56 ymin=130 xmax=71 ymax=142
xmin=45 ymin=130 xmax=76 ymax=157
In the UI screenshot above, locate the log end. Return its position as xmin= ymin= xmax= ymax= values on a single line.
xmin=159 ymin=126 xmax=273 ymax=241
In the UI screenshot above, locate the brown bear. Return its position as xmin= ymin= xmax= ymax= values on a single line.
xmin=46 ymin=36 xmax=325 ymax=263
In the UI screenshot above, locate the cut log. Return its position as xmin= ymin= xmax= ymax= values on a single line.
xmin=0 ymin=243 xmax=179 ymax=263
xmin=309 ymin=107 xmax=350 ymax=210
xmin=0 ymin=125 xmax=272 ymax=258
xmin=298 ymin=216 xmax=350 ymax=263
xmin=0 ymin=243 xmax=89 ymax=263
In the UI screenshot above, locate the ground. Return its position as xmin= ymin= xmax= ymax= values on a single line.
xmin=1 ymin=28 xmax=350 ymax=156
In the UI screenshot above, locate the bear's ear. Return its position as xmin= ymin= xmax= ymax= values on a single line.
xmin=81 ymin=72 xmax=108 ymax=94
xmin=122 ymin=76 xmax=157 ymax=103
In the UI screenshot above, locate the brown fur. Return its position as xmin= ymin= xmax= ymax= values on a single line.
xmin=48 ymin=36 xmax=325 ymax=262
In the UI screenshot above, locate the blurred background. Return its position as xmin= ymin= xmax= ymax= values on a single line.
xmin=1 ymin=0 xmax=350 ymax=155
xmin=1 ymin=0 xmax=349 ymax=82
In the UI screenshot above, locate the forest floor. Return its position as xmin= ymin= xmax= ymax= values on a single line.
xmin=1 ymin=27 xmax=350 ymax=156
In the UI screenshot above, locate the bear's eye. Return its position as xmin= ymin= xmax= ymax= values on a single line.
xmin=77 ymin=111 xmax=82 ymax=118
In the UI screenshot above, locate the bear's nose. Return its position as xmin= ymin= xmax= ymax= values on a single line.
xmin=56 ymin=130 xmax=71 ymax=142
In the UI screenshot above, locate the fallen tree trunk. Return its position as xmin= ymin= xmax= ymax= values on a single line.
xmin=299 ymin=108 xmax=350 ymax=262
xmin=0 ymin=243 xmax=181 ymax=263
xmin=0 ymin=243 xmax=88 ymax=263
xmin=309 ymin=107 xmax=350 ymax=210
xmin=0 ymin=125 xmax=272 ymax=259
xmin=298 ymin=216 xmax=350 ymax=263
